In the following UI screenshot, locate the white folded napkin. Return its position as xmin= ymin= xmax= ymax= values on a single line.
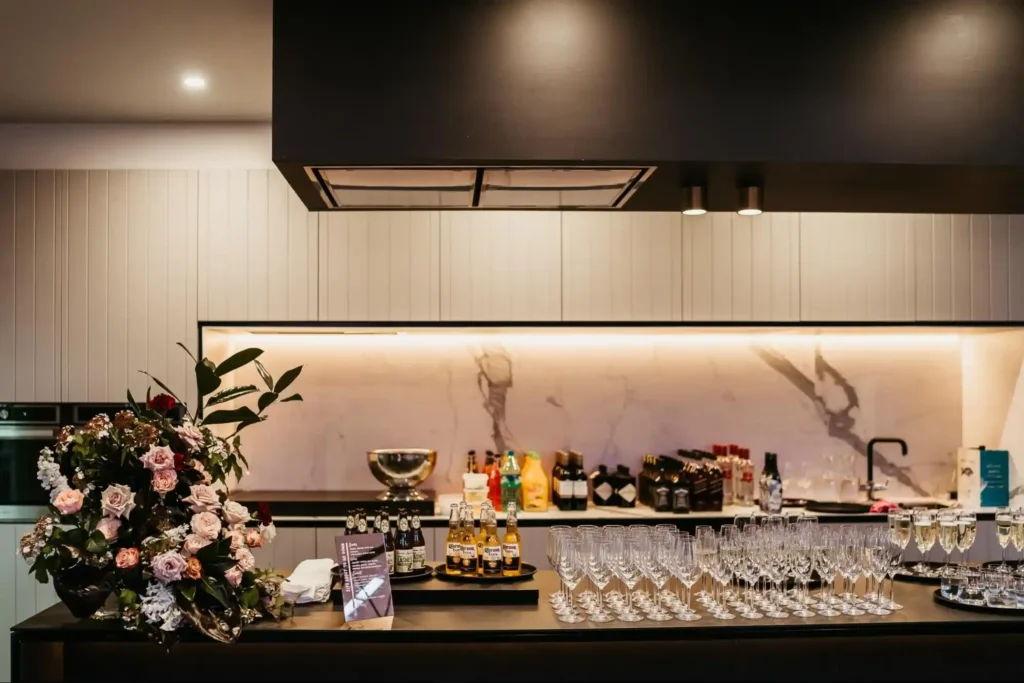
xmin=281 ymin=558 xmax=336 ymax=604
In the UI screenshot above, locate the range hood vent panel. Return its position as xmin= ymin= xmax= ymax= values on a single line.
xmin=309 ymin=166 xmax=653 ymax=210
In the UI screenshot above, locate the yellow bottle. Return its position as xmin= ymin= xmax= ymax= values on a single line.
xmin=474 ymin=500 xmax=493 ymax=575
xmin=521 ymin=451 xmax=549 ymax=512
xmin=502 ymin=502 xmax=523 ymax=576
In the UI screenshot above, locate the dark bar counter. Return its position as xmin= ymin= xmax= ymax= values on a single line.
xmin=12 ymin=572 xmax=1022 ymax=682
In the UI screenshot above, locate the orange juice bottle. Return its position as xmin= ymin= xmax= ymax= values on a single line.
xmin=521 ymin=451 xmax=549 ymax=512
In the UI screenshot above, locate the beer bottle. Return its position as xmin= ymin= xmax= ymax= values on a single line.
xmin=411 ymin=513 xmax=426 ymax=570
xmin=444 ymin=504 xmax=462 ymax=574
xmin=459 ymin=503 xmax=478 ymax=574
xmin=475 ymin=500 xmax=492 ymax=575
xmin=345 ymin=511 xmax=355 ymax=536
xmin=502 ymin=502 xmax=522 ymax=576
xmin=395 ymin=509 xmax=414 ymax=574
xmin=355 ymin=508 xmax=368 ymax=534
xmin=481 ymin=506 xmax=502 ymax=576
xmin=380 ymin=513 xmax=395 ymax=575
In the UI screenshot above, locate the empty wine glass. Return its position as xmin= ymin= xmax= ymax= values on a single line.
xmin=554 ymin=537 xmax=585 ymax=623
xmin=672 ymin=535 xmax=702 ymax=622
xmin=644 ymin=538 xmax=675 ymax=622
xmin=613 ymin=538 xmax=644 ymax=622
xmin=863 ymin=528 xmax=891 ymax=616
xmin=838 ymin=529 xmax=866 ymax=616
xmin=585 ymin=540 xmax=615 ymax=623
xmin=547 ymin=526 xmax=572 ymax=606
xmin=815 ymin=528 xmax=843 ymax=617
xmin=710 ymin=540 xmax=736 ymax=620
xmin=788 ymin=526 xmax=816 ymax=618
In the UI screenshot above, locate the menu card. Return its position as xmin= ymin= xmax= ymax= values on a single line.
xmin=980 ymin=449 xmax=1010 ymax=507
xmin=335 ymin=533 xmax=394 ymax=630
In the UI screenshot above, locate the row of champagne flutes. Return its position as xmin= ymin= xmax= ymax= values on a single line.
xmin=547 ymin=520 xmax=904 ymax=623
xmin=896 ymin=508 xmax=977 ymax=576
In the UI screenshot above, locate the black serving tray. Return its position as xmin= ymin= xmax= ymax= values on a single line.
xmin=933 ymin=588 xmax=1024 ymax=615
xmin=894 ymin=561 xmax=947 ymax=584
xmin=433 ymin=564 xmax=538 ymax=584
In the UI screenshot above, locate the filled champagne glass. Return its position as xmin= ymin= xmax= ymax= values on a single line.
xmin=996 ymin=508 xmax=1013 ymax=573
xmin=1012 ymin=509 xmax=1024 ymax=575
xmin=912 ymin=510 xmax=937 ymax=574
xmin=937 ymin=510 xmax=958 ymax=575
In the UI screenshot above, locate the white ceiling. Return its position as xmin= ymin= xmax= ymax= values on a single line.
xmin=0 ymin=0 xmax=272 ymax=122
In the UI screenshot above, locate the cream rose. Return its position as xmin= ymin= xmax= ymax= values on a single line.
xmin=226 ymin=527 xmax=245 ymax=551
xmin=182 ymin=484 xmax=221 ymax=513
xmin=140 ymin=444 xmax=175 ymax=472
xmin=224 ymin=566 xmax=243 ymax=587
xmin=245 ymin=528 xmax=264 ymax=548
xmin=151 ymin=469 xmax=178 ymax=496
xmin=190 ymin=511 xmax=222 ymax=541
xmin=175 ymin=421 xmax=204 ymax=453
xmin=221 ymin=500 xmax=250 ymax=525
xmin=260 ymin=522 xmax=277 ymax=544
xmin=234 ymin=547 xmax=256 ymax=572
xmin=182 ymin=533 xmax=212 ymax=557
xmin=100 ymin=484 xmax=136 ymax=519
xmin=53 ymin=489 xmax=84 ymax=515
xmin=95 ymin=516 xmax=121 ymax=542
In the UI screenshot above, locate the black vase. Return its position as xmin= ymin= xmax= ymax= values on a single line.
xmin=53 ymin=568 xmax=113 ymax=619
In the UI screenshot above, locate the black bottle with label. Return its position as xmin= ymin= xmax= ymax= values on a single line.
xmin=688 ymin=453 xmax=710 ymax=512
xmin=703 ymin=451 xmax=724 ymax=511
xmin=668 ymin=452 xmax=691 ymax=513
xmin=639 ymin=455 xmax=654 ymax=506
xmin=552 ymin=450 xmax=568 ymax=510
xmin=591 ymin=465 xmax=615 ymax=506
xmin=613 ymin=465 xmax=637 ymax=508
xmin=569 ymin=451 xmax=589 ymax=510
xmin=650 ymin=456 xmax=673 ymax=512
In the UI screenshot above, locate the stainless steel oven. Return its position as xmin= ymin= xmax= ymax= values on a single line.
xmin=0 ymin=403 xmax=130 ymax=522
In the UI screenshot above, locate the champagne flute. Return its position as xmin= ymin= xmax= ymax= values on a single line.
xmin=613 ymin=538 xmax=644 ymax=622
xmin=1012 ymin=509 xmax=1024 ymax=575
xmin=554 ymin=537 xmax=585 ymax=623
xmin=996 ymin=508 xmax=1013 ymax=573
xmin=585 ymin=540 xmax=615 ymax=623
xmin=645 ymin=538 xmax=674 ymax=621
xmin=547 ymin=526 xmax=572 ymax=605
xmin=937 ymin=510 xmax=958 ymax=576
xmin=815 ymin=529 xmax=843 ymax=617
xmin=673 ymin=535 xmax=702 ymax=622
xmin=864 ymin=528 xmax=891 ymax=616
xmin=912 ymin=510 xmax=937 ymax=575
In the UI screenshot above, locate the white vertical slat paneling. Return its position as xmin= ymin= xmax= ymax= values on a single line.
xmin=321 ymin=212 xmax=440 ymax=320
xmin=199 ymin=170 xmax=318 ymax=323
xmin=989 ymin=215 xmax=1010 ymax=321
xmin=0 ymin=173 xmax=14 ymax=400
xmin=146 ymin=171 xmax=170 ymax=386
xmin=184 ymin=170 xmax=200 ymax=409
xmin=682 ymin=213 xmax=712 ymax=320
xmin=969 ymin=215 xmax=991 ymax=320
xmin=884 ymin=213 xmax=913 ymax=320
xmin=14 ymin=172 xmax=36 ymax=400
xmin=730 ymin=214 xmax=753 ymax=320
xmin=561 ymin=212 xmax=681 ymax=321
xmin=440 ymin=211 xmax=560 ymax=320
xmin=33 ymin=171 xmax=59 ymax=401
xmin=65 ymin=171 xmax=89 ymax=398
xmin=932 ymin=214 xmax=954 ymax=320
xmin=913 ymin=214 xmax=934 ymax=320
xmin=86 ymin=171 xmax=108 ymax=400
xmin=951 ymin=215 xmax=972 ymax=320
xmin=165 ymin=171 xmax=191 ymax=398
xmin=710 ymin=212 xmax=733 ymax=320
xmin=106 ymin=171 xmax=129 ymax=401
xmin=125 ymin=170 xmax=149 ymax=400
xmin=1010 ymin=216 xmax=1024 ymax=321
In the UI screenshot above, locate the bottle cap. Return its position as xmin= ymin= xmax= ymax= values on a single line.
xmin=527 ymin=450 xmax=540 ymax=460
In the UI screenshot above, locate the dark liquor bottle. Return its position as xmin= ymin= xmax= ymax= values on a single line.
xmin=394 ymin=510 xmax=414 ymax=574
xmin=555 ymin=451 xmax=575 ymax=512
xmin=689 ymin=453 xmax=710 ymax=512
xmin=552 ymin=450 xmax=568 ymax=509
xmin=760 ymin=452 xmax=783 ymax=513
xmin=591 ymin=465 xmax=615 ymax=506
xmin=570 ymin=451 xmax=589 ymax=511
xmin=704 ymin=451 xmax=724 ymax=512
xmin=650 ymin=457 xmax=672 ymax=512
xmin=614 ymin=465 xmax=637 ymax=508
xmin=638 ymin=455 xmax=653 ymax=506
xmin=410 ymin=513 xmax=426 ymax=570
xmin=380 ymin=513 xmax=395 ymax=575
xmin=669 ymin=452 xmax=691 ymax=513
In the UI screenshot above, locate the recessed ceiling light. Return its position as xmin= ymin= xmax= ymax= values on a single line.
xmin=181 ymin=73 xmax=207 ymax=92
xmin=737 ymin=185 xmax=763 ymax=216
xmin=681 ymin=186 xmax=707 ymax=216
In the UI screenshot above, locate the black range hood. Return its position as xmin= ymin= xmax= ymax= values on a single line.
xmin=273 ymin=1 xmax=1024 ymax=213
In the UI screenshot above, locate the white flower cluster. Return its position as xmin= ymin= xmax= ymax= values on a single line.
xmin=140 ymin=581 xmax=185 ymax=632
xmin=37 ymin=448 xmax=69 ymax=501
xmin=164 ymin=524 xmax=190 ymax=547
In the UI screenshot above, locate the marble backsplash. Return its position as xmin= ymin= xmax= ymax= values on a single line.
xmin=210 ymin=331 xmax=963 ymax=501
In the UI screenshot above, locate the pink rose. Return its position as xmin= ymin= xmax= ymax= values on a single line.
xmin=190 ymin=511 xmax=222 ymax=541
xmin=182 ymin=533 xmax=212 ymax=557
xmin=227 ymin=528 xmax=245 ymax=551
xmin=182 ymin=484 xmax=221 ymax=513
xmin=245 ymin=528 xmax=264 ymax=549
xmin=224 ymin=566 xmax=243 ymax=587
xmin=140 ymin=445 xmax=175 ymax=472
xmin=115 ymin=547 xmax=139 ymax=569
xmin=151 ymin=550 xmax=187 ymax=584
xmin=151 ymin=469 xmax=178 ymax=496
xmin=221 ymin=500 xmax=250 ymax=525
xmin=175 ymin=421 xmax=204 ymax=453
xmin=53 ymin=489 xmax=84 ymax=515
xmin=234 ymin=547 xmax=256 ymax=572
xmin=95 ymin=516 xmax=121 ymax=542
xmin=100 ymin=484 xmax=136 ymax=519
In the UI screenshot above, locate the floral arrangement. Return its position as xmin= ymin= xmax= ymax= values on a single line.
xmin=19 ymin=345 xmax=302 ymax=644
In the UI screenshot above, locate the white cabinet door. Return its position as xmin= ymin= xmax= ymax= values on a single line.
xmin=318 ymin=212 xmax=439 ymax=320
xmin=0 ymin=171 xmax=63 ymax=402
xmin=440 ymin=211 xmax=561 ymax=320
xmin=683 ymin=212 xmax=800 ymax=321
xmin=248 ymin=526 xmax=317 ymax=575
xmin=562 ymin=212 xmax=681 ymax=321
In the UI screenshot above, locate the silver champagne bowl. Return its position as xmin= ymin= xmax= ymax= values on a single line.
xmin=368 ymin=448 xmax=437 ymax=501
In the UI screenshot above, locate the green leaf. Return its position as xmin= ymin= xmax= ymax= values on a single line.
xmin=199 ymin=577 xmax=229 ymax=608
xmin=118 ymin=589 xmax=138 ymax=608
xmin=85 ymin=530 xmax=108 ymax=554
xmin=177 ymin=583 xmax=197 ymax=602
xmin=254 ymin=359 xmax=274 ymax=391
xmin=273 ymin=366 xmax=303 ymax=394
xmin=257 ymin=392 xmax=278 ymax=412
xmin=280 ymin=394 xmax=303 ymax=403
xmin=139 ymin=372 xmax=183 ymax=407
xmin=201 ymin=406 xmax=260 ymax=426
xmin=126 ymin=388 xmax=141 ymax=414
xmin=175 ymin=342 xmax=199 ymax=364
xmin=241 ymin=586 xmax=260 ymax=609
xmin=34 ymin=564 xmax=49 ymax=584
xmin=206 ymin=385 xmax=259 ymax=407
xmin=215 ymin=348 xmax=264 ymax=377
xmin=195 ymin=361 xmax=221 ymax=398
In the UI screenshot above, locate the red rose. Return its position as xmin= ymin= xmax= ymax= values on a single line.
xmin=147 ymin=393 xmax=176 ymax=413
xmin=256 ymin=502 xmax=273 ymax=525
xmin=173 ymin=452 xmax=186 ymax=472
